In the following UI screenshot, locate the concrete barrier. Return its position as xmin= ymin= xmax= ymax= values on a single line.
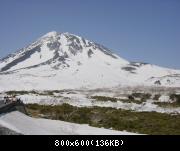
xmin=0 ymin=101 xmax=27 ymax=115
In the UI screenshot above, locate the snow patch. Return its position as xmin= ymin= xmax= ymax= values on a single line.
xmin=0 ymin=111 xmax=137 ymax=135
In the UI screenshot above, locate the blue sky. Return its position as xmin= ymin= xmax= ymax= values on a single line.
xmin=0 ymin=0 xmax=179 ymax=69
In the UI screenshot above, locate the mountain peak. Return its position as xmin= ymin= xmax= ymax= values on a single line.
xmin=41 ymin=31 xmax=58 ymax=39
xmin=0 ymin=31 xmax=129 ymax=72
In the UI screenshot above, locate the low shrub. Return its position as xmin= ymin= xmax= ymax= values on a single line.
xmin=132 ymin=93 xmax=151 ymax=101
xmin=26 ymin=103 xmax=180 ymax=135
xmin=91 ymin=96 xmax=117 ymax=102
xmin=170 ymin=94 xmax=180 ymax=104
xmin=153 ymin=94 xmax=161 ymax=100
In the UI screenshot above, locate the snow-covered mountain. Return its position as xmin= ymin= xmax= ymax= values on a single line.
xmin=0 ymin=31 xmax=180 ymax=91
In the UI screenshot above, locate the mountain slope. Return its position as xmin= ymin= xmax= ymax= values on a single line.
xmin=0 ymin=31 xmax=180 ymax=91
